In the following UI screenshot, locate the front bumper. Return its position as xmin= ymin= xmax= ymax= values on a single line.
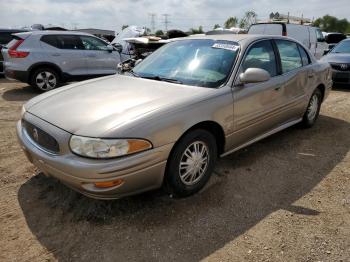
xmin=332 ymin=70 xmax=350 ymax=84
xmin=17 ymin=115 xmax=173 ymax=200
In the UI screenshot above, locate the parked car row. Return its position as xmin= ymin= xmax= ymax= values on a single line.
xmin=17 ymin=34 xmax=332 ymax=199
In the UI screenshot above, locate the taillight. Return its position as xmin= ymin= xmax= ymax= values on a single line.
xmin=8 ymin=39 xmax=29 ymax=58
xmin=282 ymin=31 xmax=287 ymax=36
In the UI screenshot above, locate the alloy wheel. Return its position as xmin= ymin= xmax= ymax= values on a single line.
xmin=35 ymin=71 xmax=57 ymax=91
xmin=179 ymin=141 xmax=209 ymax=186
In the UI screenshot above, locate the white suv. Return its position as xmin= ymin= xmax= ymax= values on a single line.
xmin=2 ymin=31 xmax=121 ymax=91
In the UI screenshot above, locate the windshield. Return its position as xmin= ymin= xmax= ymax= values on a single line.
xmin=331 ymin=41 xmax=350 ymax=54
xmin=132 ymin=39 xmax=239 ymax=88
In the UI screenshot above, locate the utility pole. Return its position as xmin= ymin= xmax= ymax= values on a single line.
xmin=162 ymin=14 xmax=170 ymax=32
xmin=149 ymin=13 xmax=156 ymax=33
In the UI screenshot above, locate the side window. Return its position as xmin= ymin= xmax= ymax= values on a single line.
xmin=275 ymin=40 xmax=303 ymax=73
xmin=80 ymin=36 xmax=108 ymax=51
xmin=41 ymin=35 xmax=60 ymax=48
xmin=298 ymin=45 xmax=311 ymax=66
xmin=56 ymin=35 xmax=84 ymax=50
xmin=242 ymin=40 xmax=277 ymax=77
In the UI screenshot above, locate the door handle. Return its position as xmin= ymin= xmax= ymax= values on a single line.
xmin=52 ymin=53 xmax=60 ymax=57
xmin=308 ymin=74 xmax=315 ymax=78
xmin=274 ymin=86 xmax=282 ymax=91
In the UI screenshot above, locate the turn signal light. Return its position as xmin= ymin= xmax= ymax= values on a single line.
xmin=94 ymin=179 xmax=124 ymax=188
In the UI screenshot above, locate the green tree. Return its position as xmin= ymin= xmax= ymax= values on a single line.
xmin=224 ymin=17 xmax=238 ymax=29
xmin=239 ymin=11 xmax=257 ymax=29
xmin=313 ymin=15 xmax=350 ymax=33
xmin=213 ymin=24 xmax=221 ymax=29
xmin=189 ymin=26 xmax=204 ymax=34
xmin=155 ymin=30 xmax=164 ymax=36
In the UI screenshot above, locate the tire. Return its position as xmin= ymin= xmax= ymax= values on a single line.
xmin=30 ymin=67 xmax=60 ymax=92
xmin=301 ymin=88 xmax=322 ymax=128
xmin=164 ymin=129 xmax=218 ymax=197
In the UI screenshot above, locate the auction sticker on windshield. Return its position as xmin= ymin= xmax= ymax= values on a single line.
xmin=212 ymin=42 xmax=239 ymax=52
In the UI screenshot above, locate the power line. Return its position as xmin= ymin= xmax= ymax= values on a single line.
xmin=148 ymin=13 xmax=156 ymax=33
xmin=162 ymin=14 xmax=170 ymax=32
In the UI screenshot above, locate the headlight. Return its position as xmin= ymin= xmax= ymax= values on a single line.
xmin=69 ymin=135 xmax=152 ymax=159
xmin=20 ymin=105 xmax=26 ymax=118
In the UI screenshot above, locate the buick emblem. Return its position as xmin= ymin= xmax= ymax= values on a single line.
xmin=32 ymin=128 xmax=39 ymax=142
xmin=340 ymin=64 xmax=348 ymax=70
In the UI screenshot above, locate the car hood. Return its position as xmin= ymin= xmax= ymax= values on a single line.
xmin=26 ymin=75 xmax=215 ymax=137
xmin=321 ymin=53 xmax=350 ymax=63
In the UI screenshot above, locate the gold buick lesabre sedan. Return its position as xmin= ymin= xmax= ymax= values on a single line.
xmin=17 ymin=34 xmax=332 ymax=199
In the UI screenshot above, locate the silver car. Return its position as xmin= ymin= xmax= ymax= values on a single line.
xmin=17 ymin=35 xmax=332 ymax=200
xmin=2 ymin=31 xmax=121 ymax=91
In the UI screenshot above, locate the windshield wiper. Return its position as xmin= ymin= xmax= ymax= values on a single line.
xmin=141 ymin=75 xmax=183 ymax=84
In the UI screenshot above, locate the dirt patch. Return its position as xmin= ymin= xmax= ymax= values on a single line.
xmin=0 ymin=79 xmax=349 ymax=261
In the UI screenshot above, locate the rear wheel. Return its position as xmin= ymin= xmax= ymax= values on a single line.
xmin=164 ymin=129 xmax=217 ymax=197
xmin=30 ymin=68 xmax=60 ymax=92
xmin=301 ymin=88 xmax=322 ymax=128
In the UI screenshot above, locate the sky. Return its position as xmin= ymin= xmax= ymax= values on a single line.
xmin=0 ymin=0 xmax=349 ymax=33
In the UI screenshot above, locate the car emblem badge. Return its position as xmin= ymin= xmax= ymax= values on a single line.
xmin=340 ymin=64 xmax=348 ymax=70
xmin=33 ymin=128 xmax=39 ymax=142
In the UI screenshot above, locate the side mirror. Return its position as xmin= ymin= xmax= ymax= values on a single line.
xmin=317 ymin=38 xmax=325 ymax=43
xmin=323 ymin=49 xmax=330 ymax=56
xmin=239 ymin=68 xmax=270 ymax=84
xmin=112 ymin=43 xmax=123 ymax=53
xmin=106 ymin=45 xmax=114 ymax=53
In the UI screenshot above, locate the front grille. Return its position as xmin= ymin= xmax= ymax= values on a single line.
xmin=331 ymin=63 xmax=350 ymax=72
xmin=23 ymin=120 xmax=60 ymax=154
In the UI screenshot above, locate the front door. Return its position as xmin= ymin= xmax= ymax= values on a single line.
xmin=232 ymin=40 xmax=288 ymax=148
xmin=80 ymin=35 xmax=120 ymax=75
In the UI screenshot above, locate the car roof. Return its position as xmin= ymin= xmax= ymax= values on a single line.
xmin=0 ymin=28 xmax=28 ymax=33
xmin=15 ymin=30 xmax=94 ymax=37
xmin=174 ymin=34 xmax=302 ymax=47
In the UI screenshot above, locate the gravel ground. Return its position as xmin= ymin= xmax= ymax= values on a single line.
xmin=0 ymin=78 xmax=349 ymax=262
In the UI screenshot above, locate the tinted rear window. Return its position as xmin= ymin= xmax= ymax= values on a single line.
xmin=41 ymin=35 xmax=84 ymax=49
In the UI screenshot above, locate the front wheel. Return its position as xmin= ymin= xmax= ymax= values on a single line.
xmin=30 ymin=68 xmax=60 ymax=92
xmin=164 ymin=129 xmax=217 ymax=197
xmin=301 ymin=88 xmax=322 ymax=128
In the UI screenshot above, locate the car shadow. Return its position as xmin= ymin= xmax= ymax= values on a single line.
xmin=18 ymin=115 xmax=350 ymax=261
xmin=1 ymin=85 xmax=38 ymax=101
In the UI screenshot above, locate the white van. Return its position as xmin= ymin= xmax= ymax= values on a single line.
xmin=248 ymin=23 xmax=328 ymax=59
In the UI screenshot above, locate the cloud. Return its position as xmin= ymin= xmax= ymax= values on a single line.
xmin=0 ymin=0 xmax=349 ymax=32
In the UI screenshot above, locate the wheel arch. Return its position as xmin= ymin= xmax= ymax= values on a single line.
xmin=28 ymin=62 xmax=63 ymax=83
xmin=168 ymin=120 xmax=226 ymax=159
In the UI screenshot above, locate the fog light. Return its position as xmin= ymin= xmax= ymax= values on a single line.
xmin=94 ymin=179 xmax=124 ymax=188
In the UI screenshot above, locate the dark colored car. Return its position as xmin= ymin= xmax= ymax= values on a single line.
xmin=0 ymin=29 xmax=26 ymax=74
xmin=325 ymin=32 xmax=347 ymax=50
xmin=321 ymin=39 xmax=350 ymax=85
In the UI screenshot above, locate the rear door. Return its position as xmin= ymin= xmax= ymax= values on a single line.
xmin=314 ymin=28 xmax=327 ymax=59
xmin=274 ymin=39 xmax=309 ymax=119
xmin=40 ymin=34 xmax=88 ymax=76
xmin=286 ymin=24 xmax=310 ymax=48
xmin=232 ymin=40 xmax=288 ymax=148
xmin=248 ymin=23 xmax=283 ymax=35
xmin=79 ymin=35 xmax=119 ymax=75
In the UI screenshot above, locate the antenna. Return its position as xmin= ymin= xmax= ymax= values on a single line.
xmin=148 ymin=13 xmax=156 ymax=33
xmin=162 ymin=14 xmax=170 ymax=32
